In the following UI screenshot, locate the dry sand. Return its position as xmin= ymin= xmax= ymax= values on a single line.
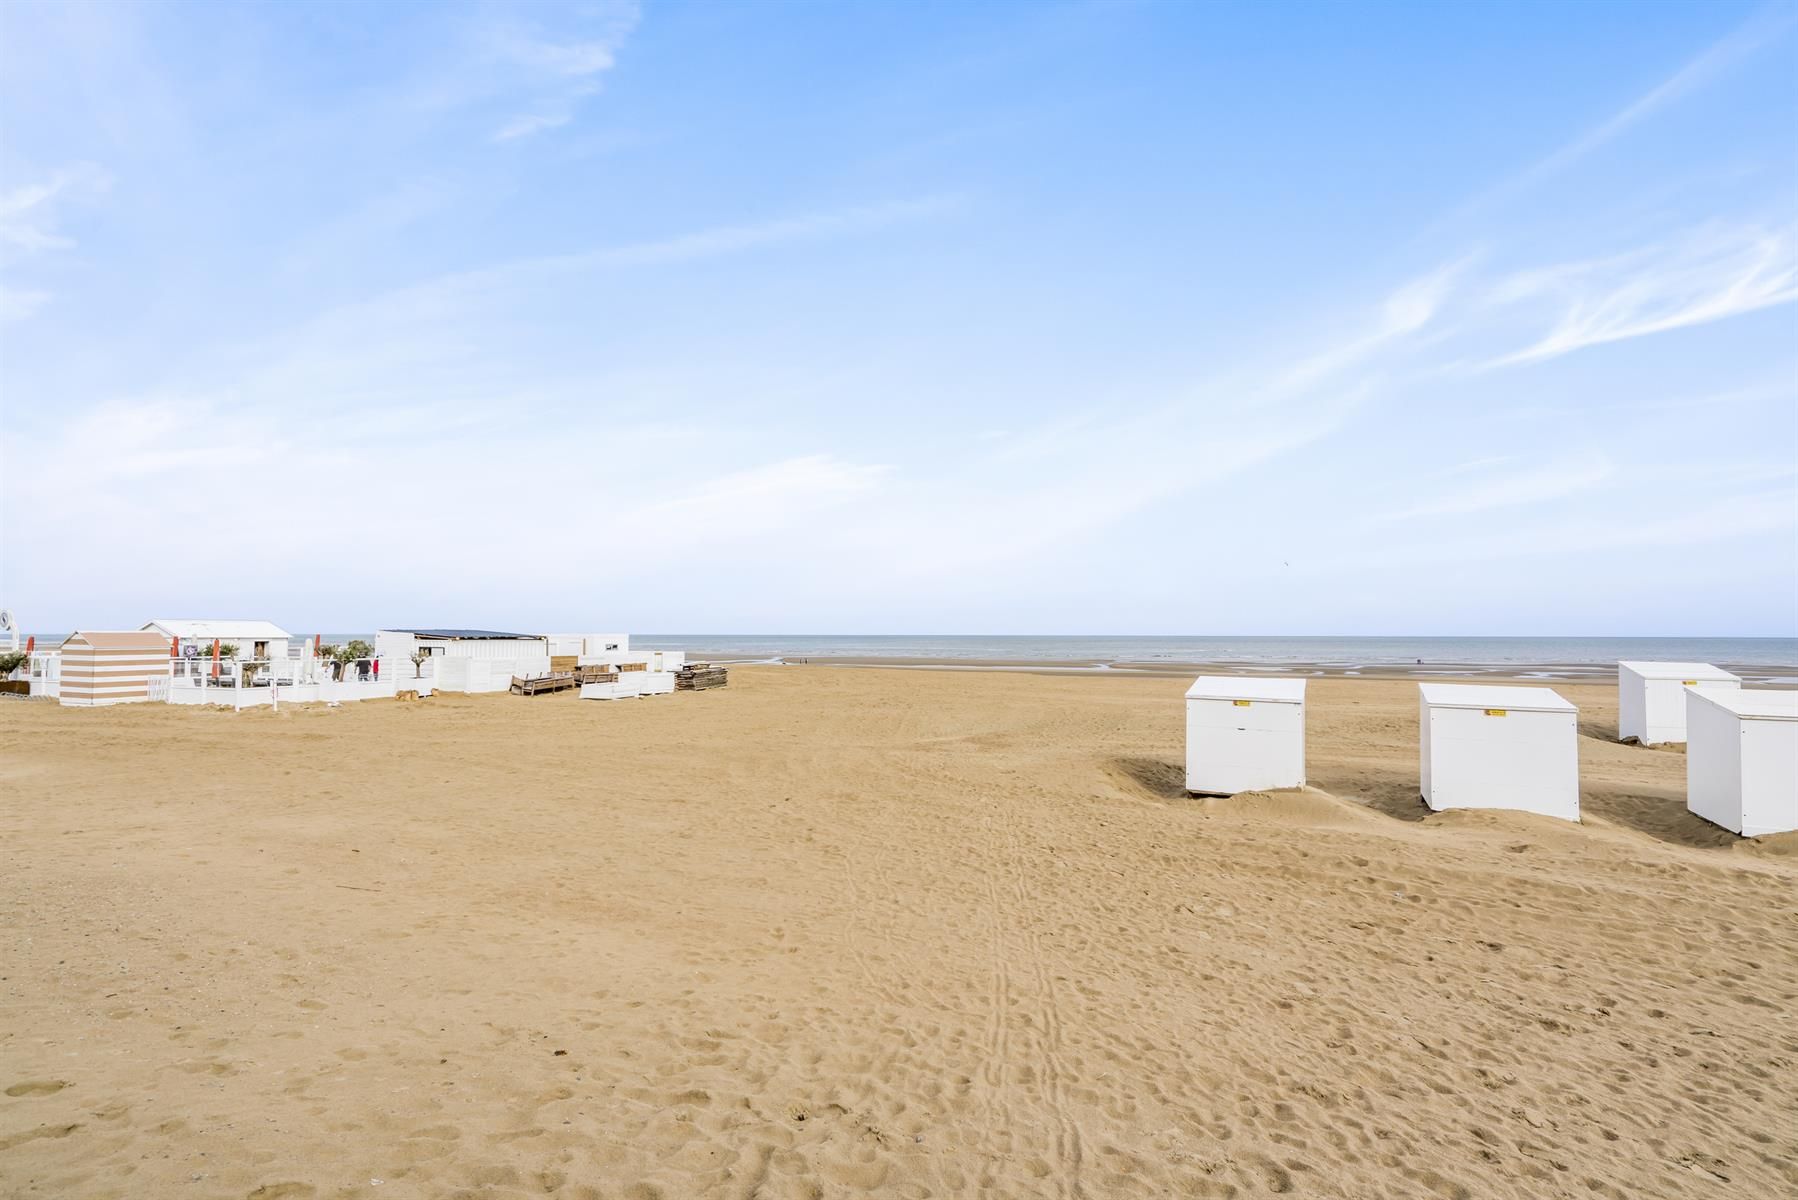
xmin=2 ymin=667 xmax=1794 ymax=1200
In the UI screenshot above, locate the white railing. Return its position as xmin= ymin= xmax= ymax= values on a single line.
xmin=170 ymin=656 xmax=390 ymax=688
xmin=164 ymin=656 xmax=426 ymax=708
xmin=172 ymin=656 xmax=284 ymax=688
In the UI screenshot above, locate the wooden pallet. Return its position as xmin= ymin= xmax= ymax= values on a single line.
xmin=575 ymin=665 xmax=620 ymax=684
xmin=676 ymin=664 xmax=729 ymax=691
xmin=510 ymin=672 xmax=579 ymax=696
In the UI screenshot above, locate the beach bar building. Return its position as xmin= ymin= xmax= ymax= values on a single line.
xmin=1419 ymin=684 xmax=1579 ymax=821
xmin=1685 ymin=688 xmax=1798 ymax=837
xmin=145 ymin=618 xmax=303 ymax=692
xmin=545 ymin=634 xmax=630 ymax=665
xmin=144 ymin=619 xmax=292 ymax=663
xmin=374 ymin=629 xmax=550 ymax=693
xmin=1185 ymin=676 xmax=1306 ymax=795
xmin=58 ymin=630 xmax=172 ymax=706
xmin=1617 ymin=661 xmax=1741 ymax=745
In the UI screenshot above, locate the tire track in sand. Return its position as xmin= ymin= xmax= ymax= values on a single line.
xmin=998 ymin=791 xmax=1086 ymax=1199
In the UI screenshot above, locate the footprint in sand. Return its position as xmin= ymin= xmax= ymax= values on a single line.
xmin=5 ymin=1080 xmax=69 ymax=1097
xmin=0 ymin=1124 xmax=81 ymax=1151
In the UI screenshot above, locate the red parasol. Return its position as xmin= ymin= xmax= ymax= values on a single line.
xmin=211 ymin=638 xmax=221 ymax=679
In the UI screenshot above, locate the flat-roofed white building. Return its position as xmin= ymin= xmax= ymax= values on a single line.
xmin=1686 ymin=688 xmax=1798 ymax=837
xmin=144 ymin=618 xmax=292 ymax=663
xmin=545 ymin=633 xmax=630 ymax=663
xmin=374 ymin=629 xmax=550 ymax=693
xmin=1419 ymin=683 xmax=1579 ymax=821
xmin=1185 ymin=676 xmax=1306 ymax=795
xmin=1617 ymin=661 xmax=1741 ymax=745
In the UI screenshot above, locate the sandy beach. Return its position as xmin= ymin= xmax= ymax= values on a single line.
xmin=2 ymin=666 xmax=1794 ymax=1200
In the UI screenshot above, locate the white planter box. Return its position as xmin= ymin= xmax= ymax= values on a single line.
xmin=1185 ymin=677 xmax=1306 ymax=795
xmin=1686 ymin=689 xmax=1798 ymax=836
xmin=1419 ymin=684 xmax=1579 ymax=821
xmin=1618 ymin=661 xmax=1740 ymax=745
xmin=581 ymin=671 xmax=677 ymax=701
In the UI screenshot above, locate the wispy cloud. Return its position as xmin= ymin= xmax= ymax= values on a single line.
xmin=586 ymin=195 xmax=968 ymax=267
xmin=1443 ymin=6 xmax=1795 ymax=225
xmin=287 ymin=193 xmax=969 ymax=333
xmin=0 ymin=164 xmax=110 ymax=253
xmin=0 ymin=287 xmax=52 ymax=322
xmin=1520 ymin=10 xmax=1790 ymax=186
xmin=494 ymin=111 xmax=574 ymax=141
xmin=1479 ymin=223 xmax=1798 ymax=367
xmin=1276 ymin=256 xmax=1476 ymax=390
xmin=0 ymin=163 xmax=111 ymax=321
xmin=486 ymin=2 xmax=640 ymax=142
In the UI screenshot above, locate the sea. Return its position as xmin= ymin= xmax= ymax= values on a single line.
xmin=630 ymin=634 xmax=1798 ymax=682
xmin=22 ymin=632 xmax=1797 ymax=683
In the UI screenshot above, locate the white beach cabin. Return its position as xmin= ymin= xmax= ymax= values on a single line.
xmin=144 ymin=619 xmax=292 ymax=664
xmin=1685 ymin=688 xmax=1798 ymax=837
xmin=1617 ymin=661 xmax=1741 ymax=745
xmin=375 ymin=629 xmax=550 ymax=693
xmin=1185 ymin=676 xmax=1306 ymax=795
xmin=1419 ymin=683 xmax=1579 ymax=821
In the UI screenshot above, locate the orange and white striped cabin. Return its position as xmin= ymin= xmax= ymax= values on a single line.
xmin=58 ymin=630 xmax=172 ymax=707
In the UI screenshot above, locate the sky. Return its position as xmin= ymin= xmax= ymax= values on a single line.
xmin=1 ymin=0 xmax=1795 ymax=636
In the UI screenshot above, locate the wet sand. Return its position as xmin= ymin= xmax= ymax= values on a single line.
xmin=695 ymin=654 xmax=1796 ymax=684
xmin=2 ymin=667 xmax=1795 ymax=1199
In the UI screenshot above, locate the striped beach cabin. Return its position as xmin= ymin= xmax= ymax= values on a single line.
xmin=58 ymin=630 xmax=172 ymax=707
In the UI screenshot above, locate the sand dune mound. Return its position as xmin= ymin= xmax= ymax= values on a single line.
xmin=1193 ymin=784 xmax=1396 ymax=830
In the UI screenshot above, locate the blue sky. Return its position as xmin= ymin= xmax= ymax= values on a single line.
xmin=2 ymin=0 xmax=1794 ymax=635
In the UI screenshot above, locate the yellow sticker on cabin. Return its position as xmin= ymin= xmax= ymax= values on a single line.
xmin=1484 ymin=708 xmax=1507 ymax=717
xmin=1232 ymin=699 xmax=1251 ymax=707
xmin=1682 ymin=680 xmax=1697 ymax=686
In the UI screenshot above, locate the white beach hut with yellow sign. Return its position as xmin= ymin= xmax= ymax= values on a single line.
xmin=1418 ymin=683 xmax=1579 ymax=821
xmin=1617 ymin=661 xmax=1740 ymax=745
xmin=1185 ymin=676 xmax=1306 ymax=795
